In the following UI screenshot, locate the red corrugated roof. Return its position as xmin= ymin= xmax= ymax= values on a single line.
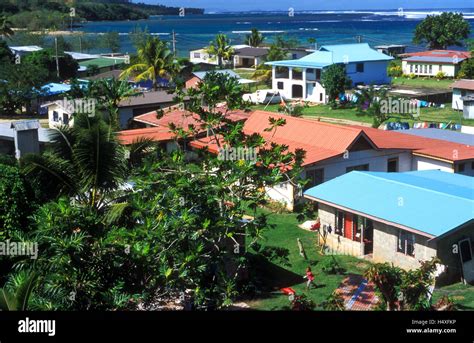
xmin=402 ymin=50 xmax=471 ymax=59
xmin=119 ymin=107 xmax=251 ymax=145
xmin=451 ymin=79 xmax=474 ymax=91
xmin=117 ymin=127 xmax=175 ymax=145
xmin=191 ymin=111 xmax=377 ymax=166
xmin=351 ymin=125 xmax=474 ymax=162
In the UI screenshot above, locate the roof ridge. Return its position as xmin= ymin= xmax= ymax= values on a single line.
xmin=252 ymin=110 xmax=363 ymax=133
xmin=359 ymin=171 xmax=474 ymax=203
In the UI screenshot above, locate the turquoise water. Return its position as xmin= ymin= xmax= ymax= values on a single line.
xmin=74 ymin=10 xmax=474 ymax=56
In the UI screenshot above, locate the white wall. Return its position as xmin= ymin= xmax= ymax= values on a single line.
xmin=345 ymin=60 xmax=391 ymax=85
xmin=413 ymin=155 xmax=454 ymax=173
xmin=304 ymin=149 xmax=413 ymax=182
xmin=402 ymin=61 xmax=456 ymax=77
xmin=48 ymin=105 xmax=73 ymax=128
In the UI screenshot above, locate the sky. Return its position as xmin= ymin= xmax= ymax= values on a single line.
xmin=136 ymin=0 xmax=473 ymax=12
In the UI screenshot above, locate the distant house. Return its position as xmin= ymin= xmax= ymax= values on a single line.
xmin=189 ymin=45 xmax=250 ymax=67
xmin=401 ymin=50 xmax=471 ymax=77
xmin=78 ymin=56 xmax=128 ymax=76
xmin=451 ymin=79 xmax=474 ymax=110
xmin=45 ymin=90 xmax=179 ymax=129
xmin=304 ymin=170 xmax=474 ymax=285
xmin=266 ymin=43 xmax=393 ymax=103
xmin=190 ymin=111 xmax=474 ymax=210
xmin=0 ymin=120 xmax=53 ymax=157
xmin=233 ymin=47 xmax=269 ymax=69
xmin=374 ymin=44 xmax=407 ymax=57
xmin=461 ymin=95 xmax=474 ymax=120
xmin=185 ymin=70 xmax=255 ymax=89
xmin=9 ymin=45 xmax=43 ymax=57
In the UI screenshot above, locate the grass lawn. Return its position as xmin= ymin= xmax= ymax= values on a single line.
xmin=251 ymin=103 xmax=474 ymax=127
xmin=391 ymin=77 xmax=454 ymax=89
xmin=245 ymin=209 xmax=371 ymax=310
xmin=432 ymin=283 xmax=474 ymax=311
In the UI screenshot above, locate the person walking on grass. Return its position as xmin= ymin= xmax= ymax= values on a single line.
xmin=304 ymin=266 xmax=315 ymax=290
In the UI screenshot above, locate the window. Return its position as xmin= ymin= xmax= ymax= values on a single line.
xmin=292 ymin=53 xmax=298 ymax=59
xmin=307 ymin=68 xmax=314 ymax=74
xmin=346 ymin=164 xmax=369 ymax=172
xmin=53 ymin=111 xmax=59 ymax=122
xmin=423 ymin=65 xmax=427 ymax=74
xmin=414 ymin=65 xmax=418 ymax=73
xmin=316 ymin=69 xmax=321 ymax=79
xmin=398 ymin=230 xmax=415 ymax=257
xmin=410 ymin=64 xmax=413 ymax=73
xmin=471 ymin=161 xmax=474 ymax=169
xmin=457 ymin=163 xmax=466 ymax=173
xmin=277 ymin=81 xmax=284 ymax=90
xmin=429 ymin=65 xmax=432 ymax=73
xmin=305 ymin=168 xmax=324 ymax=189
xmin=63 ymin=114 xmax=69 ymax=125
xmin=319 ymin=93 xmax=323 ymax=102
xmin=387 ymin=158 xmax=398 ymax=172
xmin=193 ymin=52 xmax=201 ymax=58
xmin=292 ymin=84 xmax=303 ymax=98
xmin=439 ymin=65 xmax=443 ymax=71
xmin=335 ymin=210 xmax=344 ymax=236
xmin=356 ymin=63 xmax=364 ymax=73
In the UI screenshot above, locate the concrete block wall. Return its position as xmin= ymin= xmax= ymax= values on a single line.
xmin=372 ymin=222 xmax=437 ymax=270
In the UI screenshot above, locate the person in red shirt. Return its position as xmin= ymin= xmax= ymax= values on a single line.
xmin=304 ymin=266 xmax=315 ymax=290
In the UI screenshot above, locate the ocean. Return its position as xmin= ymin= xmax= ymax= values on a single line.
xmin=75 ymin=9 xmax=474 ymax=57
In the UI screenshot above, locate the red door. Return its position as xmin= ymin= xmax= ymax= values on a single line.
xmin=344 ymin=214 xmax=353 ymax=239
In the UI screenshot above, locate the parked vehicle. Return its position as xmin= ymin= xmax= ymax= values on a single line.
xmin=243 ymin=89 xmax=283 ymax=104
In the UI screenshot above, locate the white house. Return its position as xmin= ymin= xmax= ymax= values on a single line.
xmin=452 ymin=79 xmax=474 ymax=110
xmin=189 ymin=45 xmax=250 ymax=67
xmin=401 ymin=50 xmax=471 ymax=77
xmin=191 ymin=111 xmax=474 ymax=210
xmin=266 ymin=43 xmax=393 ymax=103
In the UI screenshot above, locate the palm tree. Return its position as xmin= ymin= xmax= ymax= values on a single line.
xmin=0 ymin=271 xmax=39 ymax=311
xmin=206 ymin=34 xmax=235 ymax=69
xmin=245 ymin=28 xmax=264 ymax=47
xmin=22 ymin=113 xmax=128 ymax=210
xmin=0 ymin=15 xmax=14 ymax=39
xmin=121 ymin=36 xmax=180 ymax=91
xmin=89 ymin=78 xmax=139 ymax=129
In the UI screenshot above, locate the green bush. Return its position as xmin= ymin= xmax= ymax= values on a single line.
xmin=0 ymin=163 xmax=36 ymax=239
xmin=320 ymin=256 xmax=345 ymax=274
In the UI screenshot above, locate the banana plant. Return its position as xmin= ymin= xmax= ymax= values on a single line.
xmin=0 ymin=271 xmax=39 ymax=311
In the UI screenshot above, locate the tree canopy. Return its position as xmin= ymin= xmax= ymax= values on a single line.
xmin=413 ymin=12 xmax=471 ymax=49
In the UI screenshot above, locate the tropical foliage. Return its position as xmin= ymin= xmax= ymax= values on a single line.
xmin=206 ymin=34 xmax=235 ymax=69
xmin=246 ymin=28 xmax=264 ymax=47
xmin=121 ymin=36 xmax=181 ymax=90
xmin=321 ymin=64 xmax=350 ymax=105
xmin=413 ymin=12 xmax=471 ymax=49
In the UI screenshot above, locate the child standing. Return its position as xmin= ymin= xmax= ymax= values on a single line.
xmin=304 ymin=266 xmax=315 ymax=290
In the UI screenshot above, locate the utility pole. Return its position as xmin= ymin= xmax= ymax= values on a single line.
xmin=55 ymin=37 xmax=60 ymax=79
xmin=172 ymin=30 xmax=177 ymax=56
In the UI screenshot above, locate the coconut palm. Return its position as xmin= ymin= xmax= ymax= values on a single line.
xmin=121 ymin=36 xmax=180 ymax=91
xmin=206 ymin=34 xmax=235 ymax=69
xmin=245 ymin=28 xmax=264 ymax=47
xmin=0 ymin=271 xmax=39 ymax=311
xmin=21 ymin=113 xmax=128 ymax=209
xmin=0 ymin=15 xmax=14 ymax=39
xmin=89 ymin=78 xmax=139 ymax=129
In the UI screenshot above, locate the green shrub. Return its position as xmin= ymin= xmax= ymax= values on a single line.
xmin=435 ymin=71 xmax=446 ymax=80
xmin=0 ymin=163 xmax=36 ymax=239
xmin=320 ymin=256 xmax=345 ymax=274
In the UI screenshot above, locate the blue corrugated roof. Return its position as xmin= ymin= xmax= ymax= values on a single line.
xmin=398 ymin=129 xmax=474 ymax=146
xmin=304 ymin=170 xmax=474 ymax=237
xmin=405 ymin=56 xmax=468 ymax=63
xmin=266 ymin=43 xmax=393 ymax=68
xmin=40 ymin=83 xmax=72 ymax=96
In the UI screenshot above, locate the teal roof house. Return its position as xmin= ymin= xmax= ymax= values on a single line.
xmin=266 ymin=43 xmax=393 ymax=103
xmin=304 ymin=170 xmax=474 ymax=285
